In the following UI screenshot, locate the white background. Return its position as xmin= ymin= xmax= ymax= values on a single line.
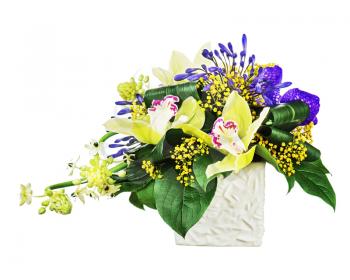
xmin=1 ymin=0 xmax=349 ymax=279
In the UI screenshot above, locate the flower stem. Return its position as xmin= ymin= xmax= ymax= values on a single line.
xmin=47 ymin=180 xmax=87 ymax=190
xmin=110 ymin=162 xmax=128 ymax=173
xmin=99 ymin=132 xmax=118 ymax=143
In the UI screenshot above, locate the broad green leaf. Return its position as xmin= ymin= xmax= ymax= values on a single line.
xmin=222 ymin=91 xmax=252 ymax=138
xmin=136 ymin=181 xmax=156 ymax=209
xmin=255 ymin=144 xmax=282 ymax=172
xmin=305 ymin=159 xmax=330 ymax=174
xmin=154 ymin=166 xmax=216 ymax=237
xmin=295 ymin=161 xmax=336 ymax=210
xmin=193 ymin=154 xmax=216 ymax=191
xmin=286 ymin=176 xmax=296 ymax=193
xmin=129 ymin=192 xmax=144 ymax=210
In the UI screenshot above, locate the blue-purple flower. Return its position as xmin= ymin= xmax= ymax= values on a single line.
xmin=250 ymin=65 xmax=292 ymax=106
xmin=280 ymin=88 xmax=320 ymax=125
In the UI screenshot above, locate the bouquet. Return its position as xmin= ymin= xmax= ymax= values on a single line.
xmin=20 ymin=34 xmax=335 ymax=238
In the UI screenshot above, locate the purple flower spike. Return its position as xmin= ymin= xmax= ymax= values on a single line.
xmin=280 ymin=88 xmax=320 ymax=125
xmin=174 ymin=73 xmax=191 ymax=81
xmin=117 ymin=108 xmax=131 ymax=115
xmin=115 ymin=101 xmax=132 ymax=105
xmin=136 ymin=94 xmax=144 ymax=103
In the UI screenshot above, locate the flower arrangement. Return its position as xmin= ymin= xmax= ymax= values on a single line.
xmin=21 ymin=34 xmax=335 ymax=238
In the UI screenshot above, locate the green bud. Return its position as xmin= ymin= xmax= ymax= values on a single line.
xmin=41 ymin=200 xmax=50 ymax=207
xmin=45 ymin=188 xmax=53 ymax=197
xmin=138 ymin=74 xmax=144 ymax=81
xmin=144 ymin=75 xmax=149 ymax=83
xmin=38 ymin=207 xmax=46 ymax=215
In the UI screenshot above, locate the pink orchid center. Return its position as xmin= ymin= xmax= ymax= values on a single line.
xmin=148 ymin=95 xmax=180 ymax=134
xmin=211 ymin=117 xmax=245 ymax=155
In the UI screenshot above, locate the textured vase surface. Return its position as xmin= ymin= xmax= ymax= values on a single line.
xmin=175 ymin=162 xmax=266 ymax=246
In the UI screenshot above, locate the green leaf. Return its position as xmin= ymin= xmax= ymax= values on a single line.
xmin=136 ymin=181 xmax=156 ymax=209
xmin=259 ymin=126 xmax=321 ymax=161
xmin=265 ymin=101 xmax=309 ymax=128
xmin=154 ymin=166 xmax=216 ymax=237
xmin=192 ymin=153 xmax=216 ymax=191
xmin=202 ymin=111 xmax=217 ymax=133
xmin=149 ymin=129 xmax=186 ymax=163
xmin=112 ymin=161 xmax=152 ymax=193
xmin=305 ymin=159 xmax=331 ymax=174
xmin=256 ymin=144 xmax=296 ymax=193
xmin=286 ymin=175 xmax=295 ymax=193
xmin=295 ymin=161 xmax=336 ymax=210
xmin=129 ymin=192 xmax=144 ymax=210
xmin=144 ymin=82 xmax=199 ymax=108
xmin=255 ymin=144 xmax=281 ymax=172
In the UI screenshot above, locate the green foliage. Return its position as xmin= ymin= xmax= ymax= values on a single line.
xmin=265 ymin=101 xmax=309 ymax=129
xmin=144 ymin=82 xmax=199 ymax=108
xmin=192 ymin=150 xmax=222 ymax=191
xmin=258 ymin=126 xmax=321 ymax=161
xmin=295 ymin=160 xmax=336 ymax=210
xmin=136 ymin=181 xmax=156 ymax=209
xmin=129 ymin=192 xmax=144 ymax=210
xmin=154 ymin=166 xmax=216 ymax=237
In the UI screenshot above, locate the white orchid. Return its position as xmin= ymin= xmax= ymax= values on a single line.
xmin=181 ymin=91 xmax=270 ymax=178
xmin=104 ymin=95 xmax=205 ymax=145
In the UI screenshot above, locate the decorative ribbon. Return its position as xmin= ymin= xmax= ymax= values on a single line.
xmin=264 ymin=101 xmax=310 ymax=129
xmin=144 ymin=82 xmax=199 ymax=107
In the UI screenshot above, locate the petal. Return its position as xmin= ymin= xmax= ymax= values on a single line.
xmin=169 ymin=51 xmax=192 ymax=77
xmin=104 ymin=118 xmax=162 ymax=145
xmin=180 ymin=124 xmax=213 ymax=148
xmin=193 ymin=42 xmax=212 ymax=66
xmin=173 ymin=97 xmax=205 ymax=129
xmin=242 ymin=107 xmax=270 ymax=149
xmin=222 ymin=91 xmax=252 ymax=138
xmin=152 ymin=67 xmax=174 ymax=86
xmin=205 ymin=146 xmax=256 ymax=178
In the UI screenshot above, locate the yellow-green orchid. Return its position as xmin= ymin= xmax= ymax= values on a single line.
xmin=104 ymin=96 xmax=205 ymax=145
xmin=181 ymin=91 xmax=269 ymax=178
xmin=152 ymin=43 xmax=211 ymax=86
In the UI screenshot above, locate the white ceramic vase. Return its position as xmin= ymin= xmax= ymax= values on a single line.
xmin=175 ymin=162 xmax=266 ymax=246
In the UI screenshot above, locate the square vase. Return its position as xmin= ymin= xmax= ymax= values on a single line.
xmin=175 ymin=162 xmax=266 ymax=247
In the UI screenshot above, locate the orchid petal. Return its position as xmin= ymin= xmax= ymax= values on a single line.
xmin=173 ymin=97 xmax=205 ymax=129
xmin=205 ymin=146 xmax=256 ymax=178
xmin=193 ymin=42 xmax=212 ymax=66
xmin=104 ymin=118 xmax=162 ymax=145
xmin=169 ymin=51 xmax=192 ymax=79
xmin=242 ymin=107 xmax=270 ymax=149
xmin=180 ymin=124 xmax=213 ymax=148
xmin=148 ymin=95 xmax=179 ymax=136
xmin=152 ymin=67 xmax=174 ymax=86
xmin=222 ymin=91 xmax=252 ymax=138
